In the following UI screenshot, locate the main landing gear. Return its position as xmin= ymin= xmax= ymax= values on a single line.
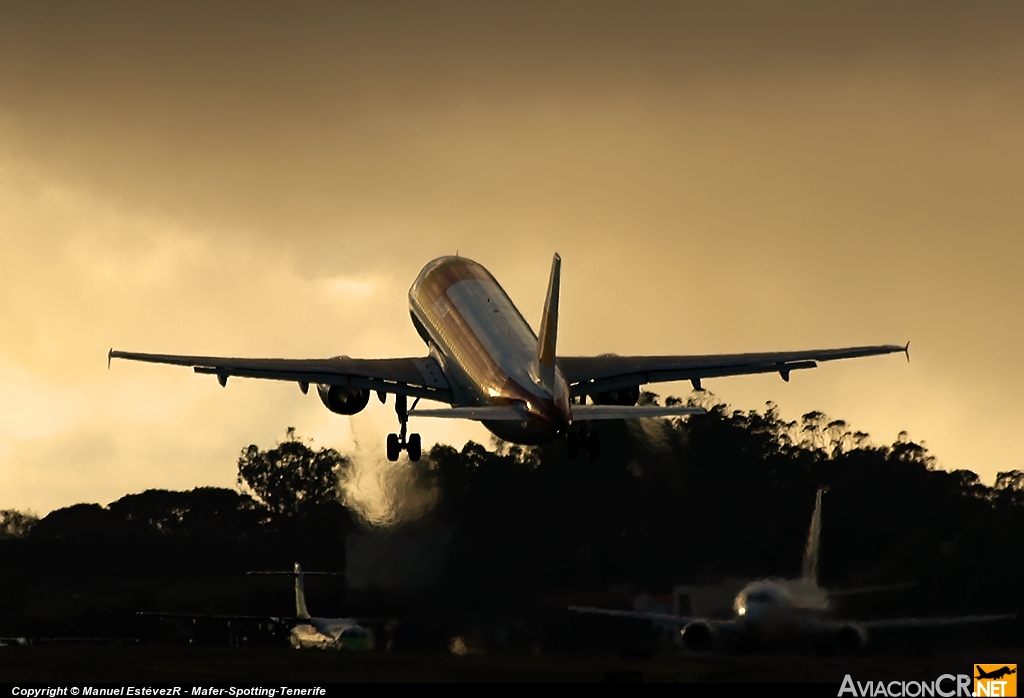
xmin=566 ymin=428 xmax=600 ymax=460
xmin=386 ymin=394 xmax=421 ymax=462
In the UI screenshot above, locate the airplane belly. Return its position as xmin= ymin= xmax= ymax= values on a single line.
xmin=483 ymin=418 xmax=560 ymax=445
xmin=742 ymin=608 xmax=830 ymax=651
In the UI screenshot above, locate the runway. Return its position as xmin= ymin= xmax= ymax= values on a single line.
xmin=0 ymin=644 xmax=1017 ymax=683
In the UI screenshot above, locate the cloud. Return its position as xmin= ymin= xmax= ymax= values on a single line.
xmin=0 ymin=160 xmax=486 ymax=513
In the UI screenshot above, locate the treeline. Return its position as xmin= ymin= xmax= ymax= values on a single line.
xmin=0 ymin=397 xmax=1021 ymax=636
xmin=431 ymin=397 xmax=1024 ymax=618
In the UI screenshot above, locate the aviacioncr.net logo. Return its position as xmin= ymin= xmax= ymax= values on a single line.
xmin=839 ymin=674 xmax=973 ymax=697
xmin=974 ymin=664 xmax=1017 ymax=697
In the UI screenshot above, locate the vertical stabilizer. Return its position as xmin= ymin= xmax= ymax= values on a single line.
xmin=536 ymin=253 xmax=561 ymax=394
xmin=801 ymin=489 xmax=824 ymax=585
xmin=294 ymin=562 xmax=311 ymax=619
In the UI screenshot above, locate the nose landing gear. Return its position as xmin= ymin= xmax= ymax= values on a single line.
xmin=386 ymin=394 xmax=422 ymax=462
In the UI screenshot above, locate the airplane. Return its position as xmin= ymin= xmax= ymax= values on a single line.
xmin=976 ymin=666 xmax=1017 ymax=681
xmin=138 ymin=563 xmax=374 ymax=650
xmin=569 ymin=489 xmax=1016 ymax=653
xmin=248 ymin=563 xmax=374 ymax=651
xmin=108 ymin=254 xmax=909 ymax=461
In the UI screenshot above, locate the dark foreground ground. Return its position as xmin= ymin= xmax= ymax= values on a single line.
xmin=0 ymin=645 xmax=1018 ymax=683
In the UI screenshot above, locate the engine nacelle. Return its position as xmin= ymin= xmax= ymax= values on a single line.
xmin=834 ymin=624 xmax=867 ymax=653
xmin=681 ymin=621 xmax=715 ymax=652
xmin=317 ymin=384 xmax=370 ymax=415
xmin=590 ymin=385 xmax=640 ymax=406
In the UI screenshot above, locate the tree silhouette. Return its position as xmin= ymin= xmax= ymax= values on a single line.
xmin=107 ymin=488 xmax=266 ymax=539
xmin=0 ymin=510 xmax=37 ymax=539
xmin=236 ymin=427 xmax=350 ymax=517
xmin=0 ymin=397 xmax=1021 ymax=641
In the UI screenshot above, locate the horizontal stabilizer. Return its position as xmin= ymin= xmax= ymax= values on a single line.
xmin=572 ymin=405 xmax=704 ymax=421
xmin=247 ymin=570 xmax=343 ymax=576
xmin=410 ymin=406 xmax=528 ymax=421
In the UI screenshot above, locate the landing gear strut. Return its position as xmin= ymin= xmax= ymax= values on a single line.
xmin=566 ymin=428 xmax=600 ymax=461
xmin=386 ymin=394 xmax=421 ymax=462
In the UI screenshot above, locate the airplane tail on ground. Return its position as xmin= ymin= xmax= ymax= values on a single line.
xmin=801 ymin=489 xmax=824 ymax=585
xmin=293 ymin=563 xmax=310 ymax=620
xmin=536 ymin=253 xmax=561 ymax=395
xmin=247 ymin=562 xmax=343 ymax=620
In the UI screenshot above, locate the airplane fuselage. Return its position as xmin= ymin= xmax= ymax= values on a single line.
xmin=290 ymin=617 xmax=373 ymax=650
xmin=733 ymin=579 xmax=832 ymax=645
xmin=408 ymin=256 xmax=571 ymax=444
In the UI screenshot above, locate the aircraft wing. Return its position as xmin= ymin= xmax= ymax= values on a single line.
xmin=108 ymin=350 xmax=452 ymax=402
xmin=137 ymin=611 xmax=392 ymax=628
xmin=410 ymin=405 xmax=527 ymax=420
xmin=560 ymin=344 xmax=909 ymax=398
xmin=568 ymin=605 xmax=694 ymax=625
xmin=136 ymin=611 xmax=292 ymax=625
xmin=406 ymin=404 xmax=707 ymax=421
xmin=859 ymin=613 xmax=1016 ymax=630
xmin=825 ymin=582 xmax=917 ymax=597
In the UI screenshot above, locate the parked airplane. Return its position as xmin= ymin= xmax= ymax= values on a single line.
xmin=138 ymin=563 xmax=374 ymax=650
xmin=109 ymin=254 xmax=908 ymax=461
xmin=248 ymin=563 xmax=374 ymax=651
xmin=570 ymin=489 xmax=1015 ymax=653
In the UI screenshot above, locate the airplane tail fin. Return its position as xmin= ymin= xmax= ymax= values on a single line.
xmin=249 ymin=562 xmax=346 ymax=619
xmin=801 ymin=489 xmax=824 ymax=585
xmin=536 ymin=253 xmax=561 ymax=394
xmin=293 ymin=562 xmax=311 ymax=619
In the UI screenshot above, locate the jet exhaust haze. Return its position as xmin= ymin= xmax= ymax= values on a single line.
xmin=338 ymin=415 xmax=438 ymax=529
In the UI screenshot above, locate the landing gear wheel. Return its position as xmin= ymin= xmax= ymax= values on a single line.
xmin=386 ymin=393 xmax=415 ymax=462
xmin=386 ymin=433 xmax=401 ymax=462
xmin=566 ymin=432 xmax=580 ymax=460
xmin=585 ymin=430 xmax=601 ymax=460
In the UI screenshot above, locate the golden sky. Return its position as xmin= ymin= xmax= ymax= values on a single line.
xmin=1 ymin=2 xmax=1022 ymax=514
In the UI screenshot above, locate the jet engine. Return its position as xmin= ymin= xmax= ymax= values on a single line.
xmin=317 ymin=384 xmax=370 ymax=415
xmin=834 ymin=624 xmax=867 ymax=653
xmin=590 ymin=385 xmax=640 ymax=406
xmin=680 ymin=621 xmax=715 ymax=652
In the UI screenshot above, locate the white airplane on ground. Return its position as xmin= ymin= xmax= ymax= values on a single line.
xmin=570 ymin=490 xmax=1015 ymax=653
xmin=138 ymin=562 xmax=374 ymax=650
xmin=248 ymin=563 xmax=374 ymax=651
xmin=109 ymin=254 xmax=908 ymax=461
